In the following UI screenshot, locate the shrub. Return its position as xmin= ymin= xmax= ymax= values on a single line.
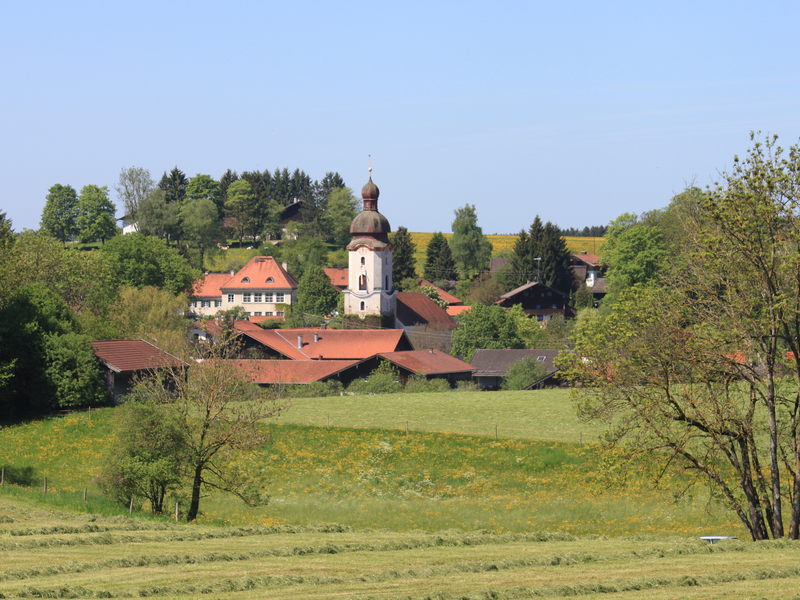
xmin=404 ymin=375 xmax=451 ymax=393
xmin=456 ymin=380 xmax=481 ymax=392
xmin=290 ymin=380 xmax=343 ymax=398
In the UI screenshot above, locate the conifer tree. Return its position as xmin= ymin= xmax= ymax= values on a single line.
xmin=391 ymin=226 xmax=417 ymax=287
xmin=510 ymin=216 xmax=574 ymax=296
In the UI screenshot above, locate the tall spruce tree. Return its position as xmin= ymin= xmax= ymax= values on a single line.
xmin=391 ymin=226 xmax=417 ymax=287
xmin=159 ymin=167 xmax=188 ymax=204
xmin=510 ymin=216 xmax=574 ymax=295
xmin=424 ymin=232 xmax=458 ymax=281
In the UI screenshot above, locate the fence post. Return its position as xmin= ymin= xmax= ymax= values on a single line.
xmin=43 ymin=477 xmax=47 ymax=495
xmin=129 ymin=498 xmax=133 ymax=515
xmin=327 ymin=416 xmax=329 ymax=430
xmin=406 ymin=420 xmax=409 ymax=436
xmin=580 ymin=432 xmax=582 ymax=445
xmin=175 ymin=502 xmax=179 ymax=523
xmin=1 ymin=467 xmax=4 ymax=486
xmin=495 ymin=424 xmax=498 ymax=441
xmin=83 ymin=488 xmax=87 ymax=502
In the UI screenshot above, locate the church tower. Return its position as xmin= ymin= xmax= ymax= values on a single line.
xmin=344 ymin=169 xmax=396 ymax=317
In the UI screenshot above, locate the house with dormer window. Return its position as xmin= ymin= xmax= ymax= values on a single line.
xmin=189 ymin=256 xmax=299 ymax=318
xmin=219 ymin=256 xmax=299 ymax=317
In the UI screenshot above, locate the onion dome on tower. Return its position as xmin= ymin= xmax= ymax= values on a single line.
xmin=347 ymin=170 xmax=392 ymax=250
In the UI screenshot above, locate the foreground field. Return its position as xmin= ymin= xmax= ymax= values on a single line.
xmin=0 ymin=495 xmax=797 ymax=599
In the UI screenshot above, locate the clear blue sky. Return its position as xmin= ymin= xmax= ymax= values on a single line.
xmin=3 ymin=1 xmax=800 ymax=235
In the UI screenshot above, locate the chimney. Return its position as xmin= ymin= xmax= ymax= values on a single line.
xmin=282 ymin=262 xmax=288 ymax=271
xmin=314 ymin=333 xmax=319 ymax=343
xmin=321 ymin=322 xmax=327 ymax=330
xmin=297 ymin=335 xmax=303 ymax=349
xmin=230 ymin=270 xmax=235 ymax=278
xmin=429 ymin=349 xmax=434 ymax=354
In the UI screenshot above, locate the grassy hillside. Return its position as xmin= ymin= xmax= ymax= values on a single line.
xmin=277 ymin=389 xmax=602 ymax=443
xmin=0 ymin=392 xmax=741 ymax=537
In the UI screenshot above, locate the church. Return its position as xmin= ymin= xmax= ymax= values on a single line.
xmin=344 ymin=169 xmax=397 ymax=317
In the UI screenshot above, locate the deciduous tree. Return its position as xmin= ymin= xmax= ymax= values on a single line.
xmin=41 ymin=184 xmax=78 ymax=244
xmin=102 ymin=233 xmax=200 ymax=295
xmin=450 ymin=205 xmax=492 ymax=278
xmin=451 ymin=303 xmax=524 ymax=362
xmin=561 ymin=133 xmax=800 ymax=541
xmin=77 ymin=184 xmax=117 ymax=245
xmin=295 ymin=263 xmax=340 ymax=318
xmin=114 ymin=166 xmax=155 ymax=222
xmin=124 ymin=342 xmax=286 ymax=521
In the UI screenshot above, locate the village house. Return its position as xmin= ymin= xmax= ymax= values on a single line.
xmin=495 ymin=281 xmax=577 ymax=322
xmin=470 ymin=348 xmax=561 ymax=390
xmin=92 ymin=339 xmax=188 ymax=403
xmin=189 ymin=256 xmax=299 ymax=319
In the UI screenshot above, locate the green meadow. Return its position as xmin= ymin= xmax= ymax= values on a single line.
xmin=2 ymin=389 xmax=791 ymax=599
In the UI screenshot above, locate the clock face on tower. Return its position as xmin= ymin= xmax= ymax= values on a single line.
xmin=357 ymin=247 xmax=367 ymax=255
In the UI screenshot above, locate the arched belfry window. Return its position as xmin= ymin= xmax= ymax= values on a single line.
xmin=385 ymin=275 xmax=389 ymax=289
xmin=360 ymin=301 xmax=365 ymax=311
xmin=359 ymin=274 xmax=367 ymax=290
xmin=360 ymin=257 xmax=365 ymax=266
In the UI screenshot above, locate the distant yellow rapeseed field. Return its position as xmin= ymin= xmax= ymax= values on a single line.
xmin=409 ymin=232 xmax=605 ymax=274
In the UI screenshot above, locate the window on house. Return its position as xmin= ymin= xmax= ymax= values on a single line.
xmin=253 ymin=312 xmax=262 ymax=316
xmin=276 ymin=311 xmax=284 ymax=316
xmin=265 ymin=312 xmax=273 ymax=316
xmin=361 ymin=257 xmax=365 ymax=266
xmin=243 ymin=293 xmax=252 ymax=303
xmin=242 ymin=277 xmax=250 ymax=283
xmin=215 ymin=300 xmax=222 ymax=307
xmin=265 ymin=293 xmax=274 ymax=302
xmin=202 ymin=300 xmax=211 ymax=308
xmin=266 ymin=277 xmax=274 ymax=283
xmin=254 ymin=293 xmax=262 ymax=302
xmin=537 ymin=315 xmax=544 ymax=321
xmin=360 ymin=301 xmax=365 ymax=311
xmin=276 ymin=293 xmax=285 ymax=303
xmin=227 ymin=294 xmax=234 ymax=303
xmin=537 ymin=356 xmax=546 ymax=361
xmin=359 ymin=274 xmax=367 ymax=290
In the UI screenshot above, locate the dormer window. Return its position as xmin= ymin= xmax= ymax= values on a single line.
xmin=266 ymin=277 xmax=274 ymax=283
xmin=241 ymin=277 xmax=250 ymax=283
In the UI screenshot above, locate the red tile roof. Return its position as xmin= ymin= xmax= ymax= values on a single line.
xmin=446 ymin=305 xmax=472 ymax=317
xmin=419 ymin=279 xmax=462 ymax=305
xmin=396 ymin=292 xmax=458 ymax=330
xmin=221 ymin=256 xmax=299 ymax=291
xmin=378 ymin=349 xmax=475 ymax=375
xmin=233 ymin=359 xmax=362 ymax=384
xmin=92 ymin=340 xmax=187 ymax=372
xmin=570 ymin=253 xmax=601 ymax=267
xmin=324 ymin=267 xmax=349 ymax=289
xmin=249 ymin=315 xmax=285 ymax=325
xmin=234 ymin=321 xmax=411 ymax=360
xmin=192 ymin=273 xmax=233 ymax=299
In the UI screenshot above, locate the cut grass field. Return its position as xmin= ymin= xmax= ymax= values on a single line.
xmin=0 ymin=493 xmax=797 ymax=599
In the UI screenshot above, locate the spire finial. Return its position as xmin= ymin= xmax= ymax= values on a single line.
xmin=368 ymin=155 xmax=372 ymax=177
